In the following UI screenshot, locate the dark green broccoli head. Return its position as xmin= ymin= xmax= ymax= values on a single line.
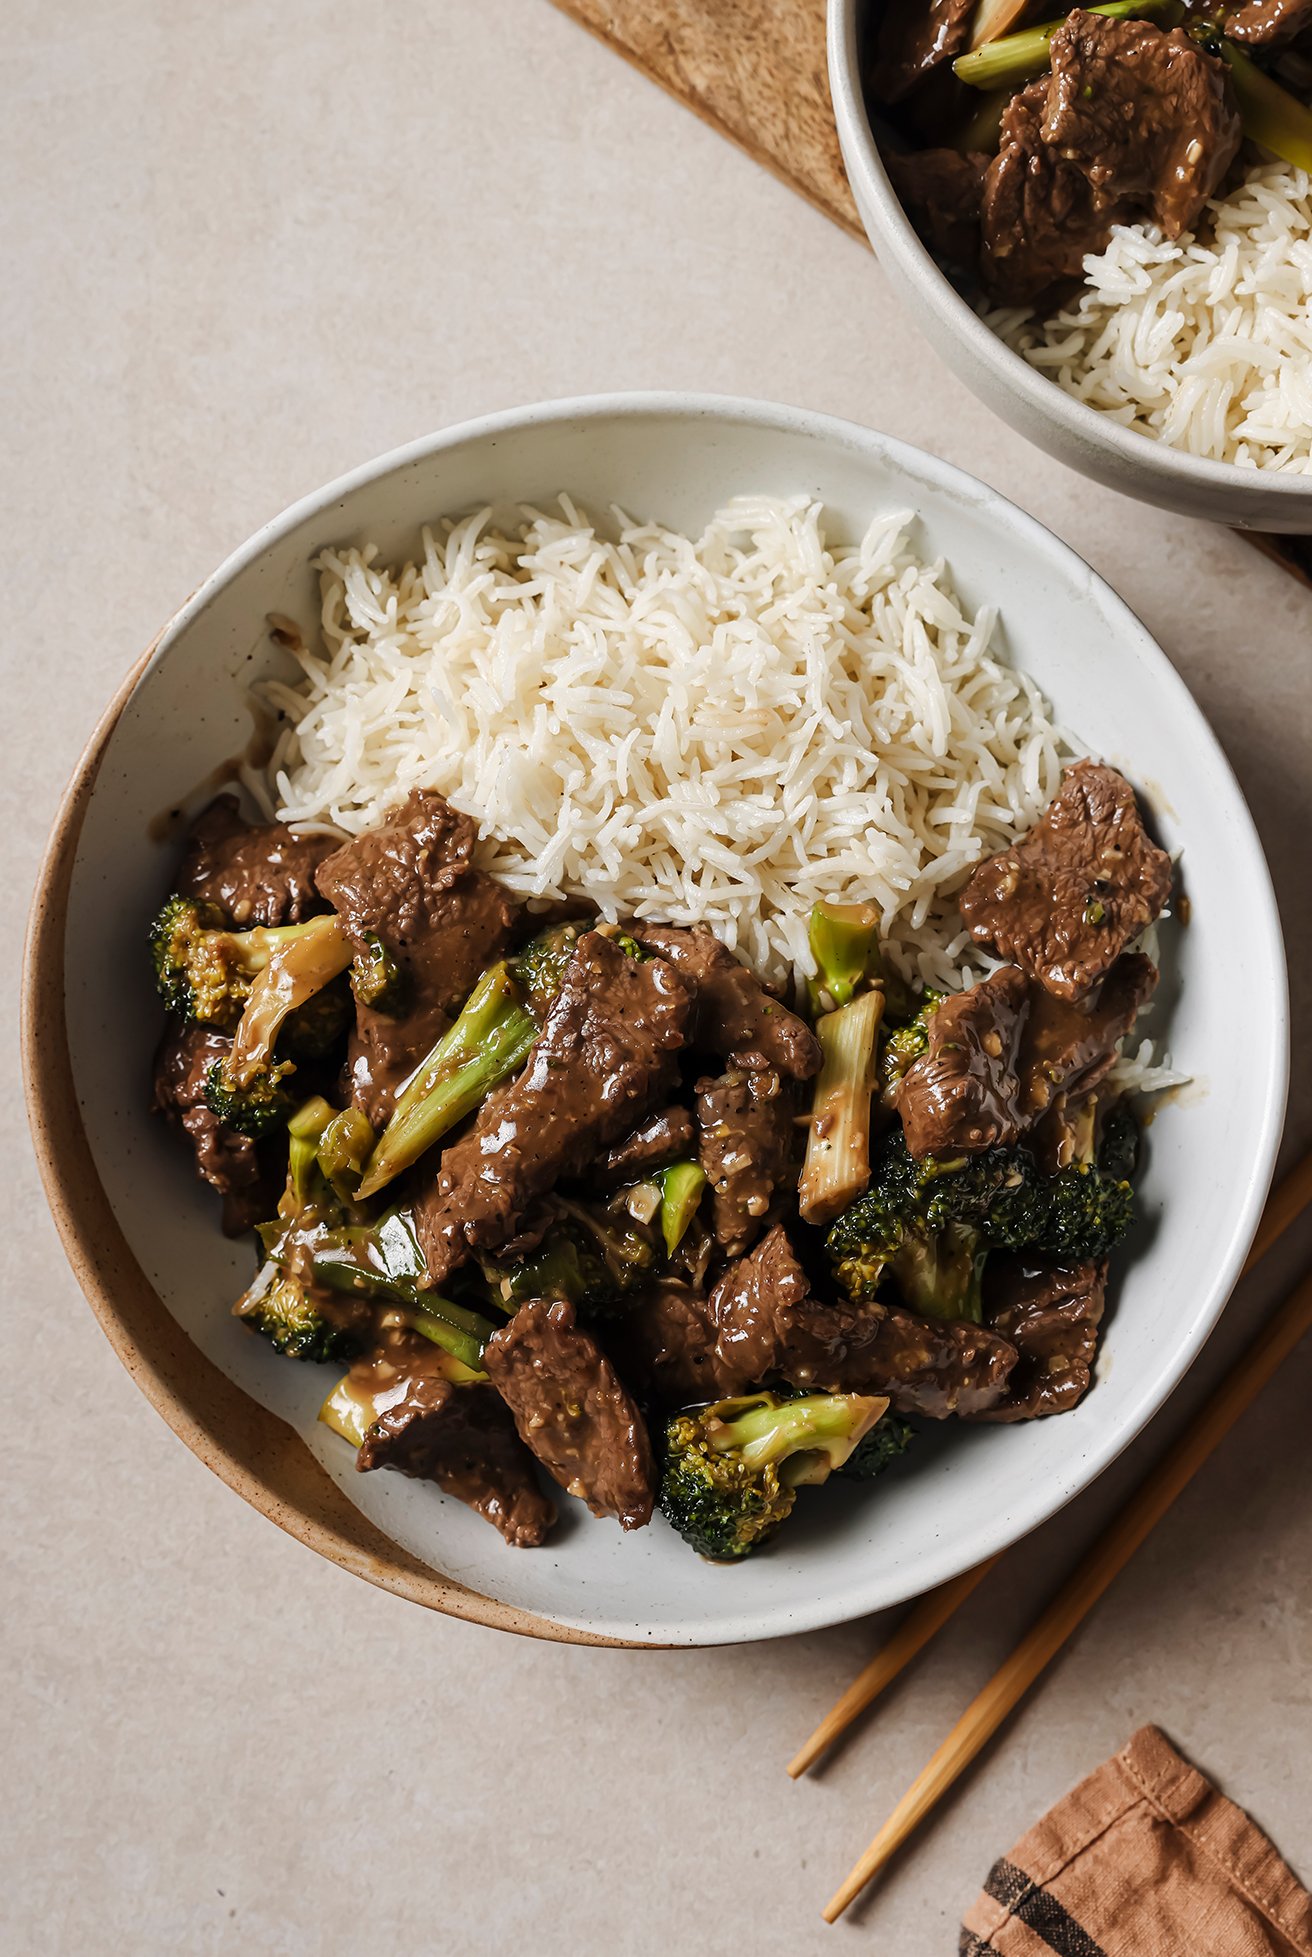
xmin=659 ymin=1390 xmax=884 ymax=1561
xmin=827 ymin=1130 xmax=1134 ymax=1304
xmin=1037 ymin=1164 xmax=1135 ymax=1259
xmin=481 ymin=1203 xmax=654 ymax=1314
xmin=350 ymin=932 xmax=408 ymax=1015
xmin=1098 ymin=1100 xmax=1141 ymax=1184
xmin=282 ymin=976 xmax=353 ymax=1057
xmin=203 ymin=1055 xmax=295 ymax=1139
xmin=235 ymin=1269 xmax=366 ymax=1364
xmin=509 ymin=924 xmax=584 ymax=1021
xmin=839 ymin=1412 xmax=916 ymax=1481
xmin=878 ymin=991 xmax=944 ymax=1100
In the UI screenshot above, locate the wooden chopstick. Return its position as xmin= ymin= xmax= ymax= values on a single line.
xmin=823 ymin=1176 xmax=1312 ymax=1922
xmin=791 ymin=1147 xmax=1312 ymax=1784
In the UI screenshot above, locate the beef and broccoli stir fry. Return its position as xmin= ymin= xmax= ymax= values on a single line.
xmin=869 ymin=0 xmax=1312 ymax=303
xmin=150 ymin=761 xmax=1172 ymax=1561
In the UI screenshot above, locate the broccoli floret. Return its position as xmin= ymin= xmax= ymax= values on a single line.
xmin=509 ymin=923 xmax=584 ymax=1020
xmin=659 ymin=1390 xmax=885 ymax=1561
xmin=233 ymin=1266 xmax=366 ymax=1364
xmin=877 ymin=991 xmax=944 ymax=1102
xmin=1039 ymin=1163 xmax=1136 ymax=1259
xmin=1098 ymin=1100 xmax=1141 ymax=1183
xmin=826 ymin=1130 xmax=1135 ymax=1304
xmin=149 ymin=894 xmax=347 ymax=1029
xmin=481 ymin=1201 xmax=654 ymax=1314
xmin=203 ymin=1054 xmax=295 ymax=1139
xmin=350 ymin=932 xmax=408 ymax=1015
xmin=839 ymin=1411 xmax=916 ymax=1480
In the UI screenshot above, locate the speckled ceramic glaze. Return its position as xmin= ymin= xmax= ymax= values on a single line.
xmin=23 ymin=395 xmax=1288 ymax=1645
xmin=829 ymin=0 xmax=1312 ymax=533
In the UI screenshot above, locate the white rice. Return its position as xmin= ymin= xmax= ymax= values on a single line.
xmin=260 ymin=495 xmax=1069 ymax=993
xmin=985 ymin=159 xmax=1312 ymax=473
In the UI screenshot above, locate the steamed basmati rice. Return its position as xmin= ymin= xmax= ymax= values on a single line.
xmin=259 ymin=496 xmax=1069 ymax=994
xmin=986 ymin=160 xmax=1312 ymax=473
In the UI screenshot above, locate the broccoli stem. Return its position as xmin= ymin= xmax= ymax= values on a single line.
xmin=658 ymin=1161 xmax=707 ymax=1255
xmin=1222 ymin=43 xmax=1312 ymax=172
xmin=281 ymin=1096 xmax=339 ymax=1217
xmin=807 ymin=900 xmax=881 ymax=1016
xmin=356 ymin=962 xmax=537 ymax=1200
xmin=226 ymin=915 xmax=353 ymax=1086
xmin=318 ymin=1106 xmax=376 ymax=1201
xmin=318 ymin=1351 xmax=483 ymax=1447
xmin=953 ymin=0 xmax=1173 ymax=88
xmin=799 ymin=987 xmax=885 ymax=1226
xmin=706 ymin=1391 xmax=887 ymax=1484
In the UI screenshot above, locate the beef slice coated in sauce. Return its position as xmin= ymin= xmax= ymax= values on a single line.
xmin=483 ymin=1295 xmax=657 ymax=1529
xmin=1226 ymin=0 xmax=1312 ymax=44
xmin=596 ymin=1105 xmax=697 ymax=1189
xmin=177 ymin=794 xmax=334 ymax=927
xmin=896 ymin=966 xmax=1029 ymax=1158
xmin=981 ymin=75 xmax=1131 ymax=302
xmin=1041 ymin=12 xmax=1241 ymax=239
xmin=1020 ymin=951 xmax=1157 ymax=1129
xmin=353 ymin=1344 xmax=555 ymax=1547
xmin=633 ymin=923 xmax=821 ymax=1080
xmin=966 ymin=1256 xmax=1107 ymax=1421
xmin=867 ymin=0 xmax=977 ymax=102
xmin=315 ymin=789 xmax=520 ymax=1125
xmin=885 ymin=148 xmax=990 ymax=268
xmin=981 ymin=15 xmax=1239 ymax=303
xmin=696 ymin=1069 xmax=796 ymax=1257
xmin=603 ymin=1279 xmax=744 ymax=1409
xmin=959 ymin=762 xmax=1172 ymax=1003
xmin=705 ymin=1226 xmax=1019 ymax=1419
xmin=415 ymin=932 xmax=693 ymax=1282
xmin=152 ymin=1019 xmax=276 ymax=1234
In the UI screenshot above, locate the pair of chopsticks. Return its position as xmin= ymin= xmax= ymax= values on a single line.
xmin=786 ymin=1147 xmax=1312 ymax=1924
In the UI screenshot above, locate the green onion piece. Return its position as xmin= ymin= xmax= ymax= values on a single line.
xmin=658 ymin=1161 xmax=707 ymax=1255
xmin=954 ymin=0 xmax=1174 ymax=90
xmin=1223 ymin=43 xmax=1312 ymax=172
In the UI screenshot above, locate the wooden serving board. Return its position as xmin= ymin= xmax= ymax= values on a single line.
xmin=546 ymin=0 xmax=1312 ymax=581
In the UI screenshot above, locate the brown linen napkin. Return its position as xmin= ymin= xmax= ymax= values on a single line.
xmin=960 ymin=1725 xmax=1312 ymax=1956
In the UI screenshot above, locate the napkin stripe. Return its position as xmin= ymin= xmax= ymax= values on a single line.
xmin=973 ymin=1858 xmax=1108 ymax=1957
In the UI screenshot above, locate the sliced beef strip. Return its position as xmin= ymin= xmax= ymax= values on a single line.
xmin=885 ymin=148 xmax=989 ymax=268
xmin=1042 ymin=12 xmax=1241 ymax=240
xmin=596 ymin=1105 xmax=697 ymax=1189
xmin=633 ymin=924 xmax=821 ymax=1080
xmin=177 ymin=793 xmax=334 ymax=927
xmin=896 ymin=966 xmax=1030 ymax=1158
xmin=602 ymin=1279 xmax=743 ymax=1409
xmin=965 ymin=1256 xmax=1107 ymax=1421
xmin=315 ymin=790 xmax=520 ymax=1126
xmin=152 ymin=1019 xmax=276 ymax=1235
xmin=483 ymin=1295 xmax=656 ymax=1529
xmin=352 ymin=1340 xmax=555 ymax=1547
xmin=705 ymin=1226 xmax=1018 ymax=1418
xmin=981 ymin=75 xmax=1132 ymax=303
xmin=959 ymin=762 xmax=1173 ymax=1004
xmin=1226 ymin=0 xmax=1312 ymax=45
xmin=868 ymin=0 xmax=977 ymax=103
xmin=1020 ymin=951 xmax=1157 ymax=1127
xmin=981 ymin=14 xmax=1240 ymax=302
xmin=414 ymin=932 xmax=693 ymax=1282
xmin=696 ymin=1069 xmax=796 ymax=1257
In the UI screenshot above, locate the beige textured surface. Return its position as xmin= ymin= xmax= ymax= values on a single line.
xmin=5 ymin=1 xmax=1311 ymax=1950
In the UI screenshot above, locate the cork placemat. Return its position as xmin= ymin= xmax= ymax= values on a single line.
xmin=546 ymin=0 xmax=1312 ymax=582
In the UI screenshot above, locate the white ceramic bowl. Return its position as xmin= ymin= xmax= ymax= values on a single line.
xmin=25 ymin=393 xmax=1288 ymax=1646
xmin=829 ymin=0 xmax=1312 ymax=532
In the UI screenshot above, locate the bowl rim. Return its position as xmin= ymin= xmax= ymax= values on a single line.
xmin=23 ymin=389 xmax=1290 ymax=1646
xmin=827 ymin=0 xmax=1312 ymax=510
